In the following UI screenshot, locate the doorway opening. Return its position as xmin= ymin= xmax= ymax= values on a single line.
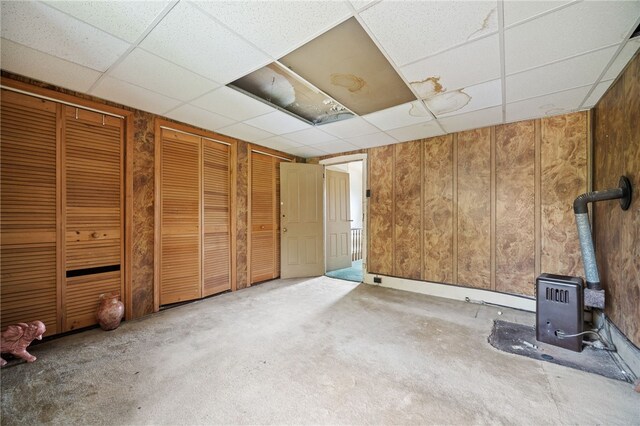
xmin=324 ymin=159 xmax=365 ymax=283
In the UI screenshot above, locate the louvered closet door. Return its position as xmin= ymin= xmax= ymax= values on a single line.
xmin=250 ymin=153 xmax=276 ymax=283
xmin=159 ymin=129 xmax=201 ymax=305
xmin=64 ymin=107 xmax=123 ymax=330
xmin=203 ymin=140 xmax=231 ymax=296
xmin=1 ymin=90 xmax=59 ymax=335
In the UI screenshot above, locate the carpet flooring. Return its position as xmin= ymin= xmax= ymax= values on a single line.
xmin=1 ymin=277 xmax=638 ymax=425
xmin=325 ymin=259 xmax=363 ymax=282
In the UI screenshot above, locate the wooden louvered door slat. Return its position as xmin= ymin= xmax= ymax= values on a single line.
xmin=1 ymin=91 xmax=59 ymax=335
xmin=202 ymin=140 xmax=231 ymax=297
xmin=63 ymin=107 xmax=124 ymax=331
xmin=250 ymin=153 xmax=276 ymax=283
xmin=159 ymin=129 xmax=201 ymax=305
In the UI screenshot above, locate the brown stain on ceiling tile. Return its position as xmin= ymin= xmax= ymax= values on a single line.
xmin=410 ymin=76 xmax=471 ymax=116
xmin=467 ymin=7 xmax=497 ymax=40
xmin=330 ymin=73 xmax=367 ymax=93
xmin=408 ymin=102 xmax=428 ymax=117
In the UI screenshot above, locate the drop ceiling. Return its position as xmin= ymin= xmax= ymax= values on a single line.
xmin=1 ymin=0 xmax=639 ymax=158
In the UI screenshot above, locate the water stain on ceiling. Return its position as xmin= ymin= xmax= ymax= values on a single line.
xmin=411 ymin=76 xmax=471 ymax=116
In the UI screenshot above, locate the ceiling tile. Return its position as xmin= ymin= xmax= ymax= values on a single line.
xmin=310 ymin=140 xmax=359 ymax=155
xmin=345 ymin=132 xmax=397 ymax=149
xmin=109 ymin=48 xmax=219 ymax=102
xmin=191 ymin=86 xmax=274 ymax=121
xmin=280 ymin=18 xmax=415 ymax=116
xmin=165 ymin=104 xmax=236 ymax=131
xmin=217 ymin=122 xmax=274 ymax=142
xmin=385 ymin=121 xmax=444 ymax=143
xmin=506 ymin=46 xmax=618 ymax=103
xmin=362 ymin=101 xmax=431 ymax=131
xmin=287 ymin=146 xmax=329 ymax=159
xmin=350 ymin=1 xmax=379 ymax=12
xmin=193 ymin=1 xmax=352 ymax=58
xmin=505 ymin=86 xmax=591 ymax=123
xmin=505 ymin=1 xmax=640 ymax=74
xmin=438 ymin=106 xmax=503 ymax=133
xmin=430 ymin=79 xmax=502 ymax=118
xmin=360 ymin=1 xmax=498 ymax=66
xmin=43 ymin=0 xmax=171 ymax=43
xmin=283 ymin=128 xmax=337 ymax=145
xmin=254 ymin=136 xmax=303 ymax=152
xmin=401 ymin=34 xmax=500 ymax=93
xmin=140 ymin=1 xmax=270 ymax=84
xmin=603 ymin=38 xmax=640 ymax=81
xmin=91 ymin=76 xmax=182 ymax=115
xmin=244 ymin=110 xmax=311 ymax=135
xmin=0 ymin=1 xmax=130 ymax=72
xmin=0 ymin=38 xmax=101 ymax=93
xmin=320 ymin=117 xmax=380 ymax=139
xmin=583 ymin=80 xmax=614 ymax=109
xmin=503 ymin=1 xmax=572 ymax=28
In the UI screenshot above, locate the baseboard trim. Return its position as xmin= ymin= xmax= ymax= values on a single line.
xmin=364 ymin=273 xmax=536 ymax=312
xmin=594 ymin=312 xmax=640 ymax=380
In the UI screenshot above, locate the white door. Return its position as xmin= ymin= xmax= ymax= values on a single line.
xmin=326 ymin=169 xmax=352 ymax=271
xmin=280 ymin=163 xmax=324 ymax=278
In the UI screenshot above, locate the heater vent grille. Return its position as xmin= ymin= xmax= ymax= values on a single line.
xmin=546 ymin=287 xmax=570 ymax=304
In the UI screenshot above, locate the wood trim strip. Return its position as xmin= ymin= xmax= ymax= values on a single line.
xmin=391 ymin=145 xmax=396 ymax=276
xmin=249 ymin=144 xmax=296 ymax=162
xmin=490 ymin=126 xmax=497 ymax=291
xmin=272 ymin=156 xmax=277 ymax=280
xmin=1 ymin=77 xmax=131 ymax=118
xmin=124 ymin=115 xmax=134 ymax=320
xmin=153 ymin=119 xmax=162 ymax=312
xmin=56 ymin=103 xmax=64 ymax=333
xmin=534 ymin=119 xmax=542 ymax=278
xmin=420 ymin=139 xmax=425 ymax=280
xmin=247 ymin=148 xmax=253 ymax=287
xmin=230 ymin=142 xmax=238 ymax=292
xmin=156 ymin=119 xmax=237 ymax=146
xmin=199 ymin=135 xmax=204 ymax=299
xmin=452 ymin=133 xmax=458 ymax=284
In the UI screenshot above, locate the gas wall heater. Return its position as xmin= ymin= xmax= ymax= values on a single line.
xmin=536 ymin=274 xmax=584 ymax=352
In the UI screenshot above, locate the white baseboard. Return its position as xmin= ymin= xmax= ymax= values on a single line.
xmin=363 ymin=273 xmax=536 ymax=312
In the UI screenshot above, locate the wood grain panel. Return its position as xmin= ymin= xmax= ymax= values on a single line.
xmin=203 ymin=140 xmax=231 ymax=296
xmin=423 ymin=135 xmax=454 ymax=283
xmin=457 ymin=128 xmax=491 ymax=289
xmin=540 ymin=112 xmax=587 ymax=277
xmin=250 ymin=152 xmax=275 ymax=283
xmin=65 ymin=271 xmax=120 ymax=331
xmin=495 ymin=122 xmax=536 ymax=295
xmin=131 ymin=111 xmax=155 ymax=318
xmin=159 ymin=129 xmax=201 ymax=305
xmin=593 ymin=52 xmax=640 ymax=346
xmin=368 ymin=145 xmax=394 ymax=275
xmin=393 ymin=141 xmax=422 ymax=279
xmin=1 ymin=90 xmax=59 ymax=335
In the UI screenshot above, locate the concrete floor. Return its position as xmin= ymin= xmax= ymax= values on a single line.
xmin=1 ymin=277 xmax=638 ymax=425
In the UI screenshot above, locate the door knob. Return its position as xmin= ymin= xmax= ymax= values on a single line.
xmin=283 ymin=228 xmax=287 ymax=233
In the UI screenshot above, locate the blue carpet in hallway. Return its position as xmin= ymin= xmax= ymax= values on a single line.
xmin=325 ymin=259 xmax=363 ymax=282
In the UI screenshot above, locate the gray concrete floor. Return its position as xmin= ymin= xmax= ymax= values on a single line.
xmin=1 ymin=277 xmax=638 ymax=425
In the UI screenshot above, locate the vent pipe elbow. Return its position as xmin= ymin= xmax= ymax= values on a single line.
xmin=573 ymin=176 xmax=632 ymax=291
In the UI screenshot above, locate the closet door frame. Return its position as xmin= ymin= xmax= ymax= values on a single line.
xmin=0 ymin=77 xmax=135 ymax=323
xmin=153 ymin=119 xmax=237 ymax=312
xmin=247 ymin=145 xmax=294 ymax=286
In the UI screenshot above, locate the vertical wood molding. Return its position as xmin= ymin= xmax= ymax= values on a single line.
xmin=59 ymin=104 xmax=68 ymax=329
xmin=452 ymin=133 xmax=458 ymax=284
xmin=246 ymin=148 xmax=253 ymax=287
xmin=124 ymin=115 xmax=134 ymax=321
xmin=230 ymin=142 xmax=238 ymax=292
xmin=56 ymin=103 xmax=64 ymax=333
xmin=199 ymin=136 xmax=204 ymax=299
xmin=392 ymin=145 xmax=396 ymax=276
xmin=153 ymin=119 xmax=162 ymax=313
xmin=534 ymin=119 xmax=541 ymax=279
xmin=490 ymin=126 xmax=496 ymax=291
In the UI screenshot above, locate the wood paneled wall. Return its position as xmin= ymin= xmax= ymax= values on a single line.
xmin=367 ymin=112 xmax=588 ymax=296
xmin=1 ymin=72 xmax=297 ymax=321
xmin=593 ymin=52 xmax=640 ymax=346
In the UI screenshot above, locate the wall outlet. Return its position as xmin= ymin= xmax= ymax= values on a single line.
xmin=374 ymin=276 xmax=382 ymax=284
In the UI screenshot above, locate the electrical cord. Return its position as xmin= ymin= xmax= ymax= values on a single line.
xmin=556 ymin=328 xmax=617 ymax=351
